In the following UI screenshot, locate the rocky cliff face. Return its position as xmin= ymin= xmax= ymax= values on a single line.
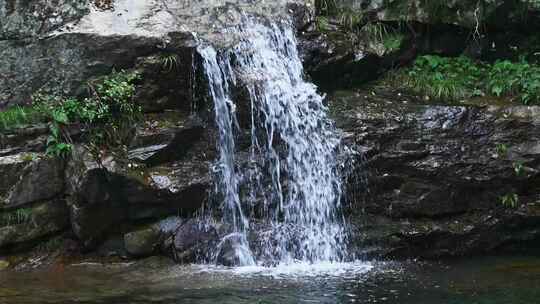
xmin=334 ymin=0 xmax=540 ymax=29
xmin=331 ymin=89 xmax=540 ymax=258
xmin=0 ymin=0 xmax=313 ymax=109
xmin=1 ymin=0 xmax=540 ymax=267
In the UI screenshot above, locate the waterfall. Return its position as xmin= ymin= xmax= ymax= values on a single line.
xmin=199 ymin=18 xmax=348 ymax=266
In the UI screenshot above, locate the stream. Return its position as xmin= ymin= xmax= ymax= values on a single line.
xmin=1 ymin=256 xmax=540 ymax=303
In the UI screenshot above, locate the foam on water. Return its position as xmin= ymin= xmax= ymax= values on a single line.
xmin=191 ymin=261 xmax=374 ymax=279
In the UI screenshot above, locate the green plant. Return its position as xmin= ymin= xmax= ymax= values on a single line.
xmin=382 ymin=33 xmax=404 ymax=52
xmin=500 ymin=193 xmax=519 ymax=208
xmin=487 ymin=59 xmax=540 ymax=104
xmin=338 ymin=8 xmax=364 ymax=31
xmin=0 ymin=208 xmax=33 ymax=226
xmin=316 ymin=16 xmax=330 ymax=32
xmin=362 ymin=22 xmax=404 ymax=53
xmin=19 ymin=153 xmax=38 ymax=162
xmin=0 ymin=104 xmax=48 ymax=131
xmin=159 ymin=53 xmax=180 ymax=72
xmin=396 ymin=55 xmax=486 ymax=101
xmin=496 ymin=143 xmax=508 ymax=157
xmin=513 ymin=161 xmax=525 ymax=176
xmin=3 ymin=70 xmax=142 ymax=158
xmin=391 ymin=55 xmax=540 ymax=104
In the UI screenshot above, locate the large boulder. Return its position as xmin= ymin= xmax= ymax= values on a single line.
xmin=0 ymin=199 xmax=69 ymax=251
xmin=0 ymin=153 xmax=65 ymax=209
xmin=124 ymin=227 xmax=161 ymax=257
xmin=66 ymin=120 xmax=211 ymax=249
xmin=170 ymin=219 xmax=219 ymax=263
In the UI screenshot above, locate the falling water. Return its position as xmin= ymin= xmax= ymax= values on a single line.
xmin=199 ymin=18 xmax=348 ymax=266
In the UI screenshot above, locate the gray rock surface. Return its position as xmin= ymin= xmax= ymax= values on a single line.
xmin=331 ymin=90 xmax=540 ymax=258
xmin=0 ymin=199 xmax=69 ymax=250
xmin=1 ymin=153 xmax=65 ymax=208
xmin=0 ymin=0 xmax=314 ymax=108
xmin=124 ymin=227 xmax=161 ymax=257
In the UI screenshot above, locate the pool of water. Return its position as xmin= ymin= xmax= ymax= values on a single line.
xmin=1 ymin=256 xmax=540 ymax=304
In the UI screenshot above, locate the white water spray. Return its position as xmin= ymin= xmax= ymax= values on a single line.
xmin=199 ymin=18 xmax=348 ymax=266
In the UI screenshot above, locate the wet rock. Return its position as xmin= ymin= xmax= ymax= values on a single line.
xmin=171 ymin=219 xmax=219 ymax=263
xmin=0 ymin=33 xmax=163 ymax=108
xmin=124 ymin=227 xmax=161 ymax=257
xmin=67 ymin=145 xmax=209 ymax=249
xmin=0 ymin=153 xmax=65 ymax=208
xmin=333 ymin=92 xmax=540 ymax=258
xmin=215 ymin=233 xmax=254 ymax=266
xmin=0 ymin=124 xmax=49 ymax=156
xmin=132 ymin=50 xmax=199 ymax=113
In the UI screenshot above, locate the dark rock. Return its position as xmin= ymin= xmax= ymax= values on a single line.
xmin=0 ymin=33 xmax=162 ymax=108
xmin=0 ymin=124 xmax=49 ymax=156
xmin=215 ymin=233 xmax=255 ymax=266
xmin=124 ymin=227 xmax=161 ymax=257
xmin=0 ymin=199 xmax=69 ymax=251
xmin=0 ymin=153 xmax=65 ymax=209
xmin=128 ymin=112 xmax=206 ymax=166
xmin=332 ymin=91 xmax=540 ymax=258
xmin=66 ymin=145 xmax=210 ymax=249
xmin=171 ymin=219 xmax=219 ymax=263
xmin=300 ymin=31 xmax=384 ymax=91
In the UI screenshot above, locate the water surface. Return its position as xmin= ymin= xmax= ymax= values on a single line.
xmin=1 ymin=256 xmax=540 ymax=303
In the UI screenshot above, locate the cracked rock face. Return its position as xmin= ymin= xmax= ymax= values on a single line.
xmin=330 ymin=91 xmax=540 ymax=258
xmin=0 ymin=0 xmax=313 ymax=108
xmin=0 ymin=0 xmax=89 ymax=40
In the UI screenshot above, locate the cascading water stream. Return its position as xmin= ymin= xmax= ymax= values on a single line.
xmin=199 ymin=18 xmax=348 ymax=266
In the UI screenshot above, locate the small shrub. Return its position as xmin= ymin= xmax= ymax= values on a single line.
xmin=0 ymin=208 xmax=33 ymax=226
xmin=159 ymin=53 xmax=180 ymax=72
xmin=487 ymin=59 xmax=540 ymax=104
xmin=362 ymin=23 xmax=404 ymax=54
xmin=496 ymin=143 xmax=508 ymax=157
xmin=392 ymin=55 xmax=540 ymax=104
xmin=0 ymin=105 xmax=48 ymax=131
xmin=316 ymin=16 xmax=330 ymax=32
xmin=396 ymin=55 xmax=486 ymax=101
xmin=338 ymin=9 xmax=364 ymax=31
xmin=500 ymin=193 xmax=519 ymax=208
xmin=2 ymin=70 xmax=141 ymax=158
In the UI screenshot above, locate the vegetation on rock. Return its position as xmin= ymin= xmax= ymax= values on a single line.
xmin=0 ymin=70 xmax=141 ymax=157
xmin=388 ymin=55 xmax=540 ymax=104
